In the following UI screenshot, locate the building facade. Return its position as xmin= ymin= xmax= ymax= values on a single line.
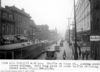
xmin=1 ymin=7 xmax=15 ymax=35
xmin=76 ymin=0 xmax=90 ymax=44
xmin=5 ymin=6 xmax=31 ymax=36
xmin=0 ymin=6 xmax=38 ymax=45
xmin=37 ymin=24 xmax=58 ymax=41
xmin=76 ymin=0 xmax=100 ymax=59
xmin=90 ymin=0 xmax=100 ymax=59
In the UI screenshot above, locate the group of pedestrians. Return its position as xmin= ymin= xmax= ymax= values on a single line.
xmin=70 ymin=40 xmax=90 ymax=60
xmin=77 ymin=43 xmax=90 ymax=60
xmin=81 ymin=50 xmax=90 ymax=60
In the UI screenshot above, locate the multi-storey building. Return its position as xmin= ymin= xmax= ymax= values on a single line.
xmin=5 ymin=6 xmax=31 ymax=36
xmin=0 ymin=6 xmax=38 ymax=45
xmin=76 ymin=0 xmax=100 ymax=59
xmin=1 ymin=7 xmax=15 ymax=35
xmin=76 ymin=0 xmax=90 ymax=45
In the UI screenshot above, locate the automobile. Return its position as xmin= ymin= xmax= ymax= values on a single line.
xmin=2 ymin=35 xmax=17 ymax=45
xmin=60 ymin=42 xmax=63 ymax=47
xmin=55 ymin=45 xmax=60 ymax=52
xmin=45 ymin=47 xmax=57 ymax=60
xmin=46 ymin=51 xmax=57 ymax=60
xmin=15 ymin=35 xmax=28 ymax=42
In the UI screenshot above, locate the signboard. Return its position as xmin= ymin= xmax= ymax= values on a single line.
xmin=81 ymin=47 xmax=90 ymax=52
xmin=0 ymin=0 xmax=1 ymax=8
xmin=90 ymin=35 xmax=100 ymax=41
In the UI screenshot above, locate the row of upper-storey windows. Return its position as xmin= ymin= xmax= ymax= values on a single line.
xmin=76 ymin=0 xmax=91 ymax=32
xmin=76 ymin=0 xmax=85 ymax=13
xmin=2 ymin=23 xmax=14 ymax=35
xmin=76 ymin=5 xmax=90 ymax=24
xmin=76 ymin=0 xmax=90 ymax=23
xmin=2 ymin=12 xmax=13 ymax=21
xmin=77 ymin=14 xmax=90 ymax=32
xmin=2 ymin=10 xmax=32 ymax=30
xmin=76 ymin=0 xmax=90 ymax=16
xmin=14 ymin=13 xmax=30 ymax=24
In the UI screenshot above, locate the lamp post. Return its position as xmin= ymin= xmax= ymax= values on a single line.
xmin=74 ymin=0 xmax=78 ymax=60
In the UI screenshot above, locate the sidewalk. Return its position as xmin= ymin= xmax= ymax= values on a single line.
xmin=69 ymin=42 xmax=92 ymax=60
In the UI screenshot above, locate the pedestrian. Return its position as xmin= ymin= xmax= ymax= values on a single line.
xmin=78 ymin=45 xmax=81 ymax=56
xmin=77 ymin=42 xmax=81 ymax=56
xmin=63 ymin=51 xmax=66 ymax=60
xmin=60 ymin=41 xmax=63 ymax=47
xmin=82 ymin=51 xmax=85 ymax=60
xmin=85 ymin=50 xmax=89 ymax=60
xmin=63 ymin=55 xmax=66 ymax=60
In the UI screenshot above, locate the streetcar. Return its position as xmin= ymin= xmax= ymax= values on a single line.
xmin=46 ymin=47 xmax=57 ymax=60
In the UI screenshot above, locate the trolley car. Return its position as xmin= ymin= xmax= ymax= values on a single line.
xmin=46 ymin=46 xmax=57 ymax=60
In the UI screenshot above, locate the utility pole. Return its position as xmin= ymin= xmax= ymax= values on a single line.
xmin=0 ymin=0 xmax=1 ymax=8
xmin=0 ymin=0 xmax=2 ymax=45
xmin=67 ymin=18 xmax=72 ymax=45
xmin=74 ymin=0 xmax=78 ymax=60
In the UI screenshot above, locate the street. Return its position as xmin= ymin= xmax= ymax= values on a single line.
xmin=37 ymin=40 xmax=74 ymax=60
xmin=0 ymin=0 xmax=99 ymax=60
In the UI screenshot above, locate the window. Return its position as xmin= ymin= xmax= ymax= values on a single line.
xmin=2 ymin=12 xmax=7 ymax=19
xmin=9 ymin=14 xmax=13 ymax=20
xmin=2 ymin=24 xmax=6 ymax=34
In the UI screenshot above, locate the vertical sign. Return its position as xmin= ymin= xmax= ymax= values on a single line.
xmin=0 ymin=0 xmax=1 ymax=45
xmin=0 ymin=0 xmax=1 ymax=8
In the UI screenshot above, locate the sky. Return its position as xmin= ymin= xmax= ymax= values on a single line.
xmin=2 ymin=0 xmax=76 ymax=36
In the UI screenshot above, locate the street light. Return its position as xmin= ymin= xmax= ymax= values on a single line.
xmin=74 ymin=0 xmax=78 ymax=60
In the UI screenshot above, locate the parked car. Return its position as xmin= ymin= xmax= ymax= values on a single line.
xmin=60 ymin=42 xmax=63 ymax=47
xmin=55 ymin=45 xmax=60 ymax=52
xmin=2 ymin=35 xmax=17 ymax=45
xmin=15 ymin=35 xmax=28 ymax=42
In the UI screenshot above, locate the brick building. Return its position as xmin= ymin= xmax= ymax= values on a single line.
xmin=1 ymin=7 xmax=15 ymax=35
xmin=0 ymin=6 xmax=38 ymax=43
xmin=5 ymin=6 xmax=31 ymax=36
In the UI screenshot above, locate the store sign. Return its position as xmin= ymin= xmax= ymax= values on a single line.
xmin=90 ymin=35 xmax=100 ymax=41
